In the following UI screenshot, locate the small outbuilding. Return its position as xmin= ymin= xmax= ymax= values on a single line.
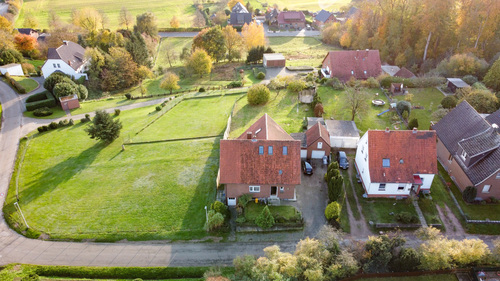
xmin=59 ymin=94 xmax=80 ymax=110
xmin=324 ymin=120 xmax=360 ymax=149
xmin=390 ymin=83 xmax=404 ymax=95
xmin=0 ymin=63 xmax=24 ymax=76
xmin=291 ymin=122 xmax=331 ymax=159
xmin=447 ymin=78 xmax=469 ymax=93
xmin=263 ymin=53 xmax=286 ymax=68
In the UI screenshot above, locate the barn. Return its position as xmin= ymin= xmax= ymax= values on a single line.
xmin=263 ymin=53 xmax=286 ymax=68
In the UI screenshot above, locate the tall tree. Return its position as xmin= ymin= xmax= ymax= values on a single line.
xmin=85 ymin=110 xmax=123 ymax=143
xmin=222 ymin=25 xmax=242 ymax=62
xmin=119 ymin=7 xmax=134 ymax=30
xmin=483 ymin=58 xmax=500 ymax=92
xmin=125 ymin=31 xmax=152 ymax=67
xmin=343 ymin=87 xmax=370 ymax=121
xmin=134 ymin=12 xmax=158 ymax=38
xmin=0 ymin=16 xmax=12 ymax=31
xmin=241 ymin=22 xmax=265 ymax=51
xmin=170 ymin=16 xmax=180 ymax=28
xmin=186 ymin=48 xmax=212 ymax=77
xmin=192 ymin=26 xmax=227 ymax=62
xmin=14 ymin=34 xmax=38 ymax=55
xmin=160 ymin=72 xmax=180 ymax=94
xmin=71 ymin=7 xmax=103 ymax=32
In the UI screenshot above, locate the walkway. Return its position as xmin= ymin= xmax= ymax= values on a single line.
xmin=412 ymin=200 xmax=428 ymax=228
xmin=345 ymin=160 xmax=372 ymax=239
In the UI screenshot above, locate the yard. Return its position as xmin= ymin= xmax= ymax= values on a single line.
xmin=155 ymin=37 xmax=193 ymax=70
xmin=405 ymin=88 xmax=445 ymax=130
xmin=244 ymin=202 xmax=300 ymax=222
xmin=268 ymin=37 xmax=338 ymax=67
xmin=229 ymin=89 xmax=314 ymax=137
xmin=357 ymin=274 xmax=458 ymax=281
xmin=4 ymin=103 xmax=222 ymax=241
xmin=23 ymin=106 xmax=67 ymax=119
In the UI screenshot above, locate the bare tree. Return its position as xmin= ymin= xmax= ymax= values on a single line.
xmin=119 ymin=7 xmax=134 ymax=30
xmin=163 ymin=41 xmax=177 ymax=68
xmin=343 ymin=87 xmax=370 ymax=121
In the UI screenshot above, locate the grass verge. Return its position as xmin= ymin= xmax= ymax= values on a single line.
xmin=23 ymin=106 xmax=67 ymax=119
xmin=342 ymin=170 xmax=361 ymax=220
xmin=12 ymin=76 xmax=39 ymax=93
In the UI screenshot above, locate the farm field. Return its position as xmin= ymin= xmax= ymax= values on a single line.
xmin=4 ymin=103 xmax=224 ymax=241
xmin=268 ymin=37 xmax=338 ymax=67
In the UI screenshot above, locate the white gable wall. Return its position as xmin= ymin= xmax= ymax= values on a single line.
xmin=0 ymin=64 xmax=24 ymax=76
xmin=355 ymin=133 xmax=370 ymax=194
xmin=41 ymin=59 xmax=88 ymax=80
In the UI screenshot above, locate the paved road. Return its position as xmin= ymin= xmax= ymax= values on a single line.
xmin=0 ymin=3 xmax=8 ymax=16
xmin=159 ymin=24 xmax=320 ymax=38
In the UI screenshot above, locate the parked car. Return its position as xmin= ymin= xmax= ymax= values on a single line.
xmin=306 ymin=24 xmax=311 ymax=30
xmin=322 ymin=155 xmax=328 ymax=165
xmin=337 ymin=151 xmax=349 ymax=169
xmin=301 ymin=161 xmax=313 ymax=175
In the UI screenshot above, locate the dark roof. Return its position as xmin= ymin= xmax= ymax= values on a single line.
xmin=324 ymin=120 xmax=360 ymax=138
xmin=447 ymin=78 xmax=469 ymax=88
xmin=458 ymin=127 xmax=500 ymax=157
xmin=291 ymin=133 xmax=306 ymax=147
xmin=485 ymin=108 xmax=500 ymax=126
xmin=432 ymin=101 xmax=500 ymax=184
xmin=229 ymin=3 xmax=252 ymax=26
xmin=306 ymin=122 xmax=331 ymax=147
xmin=265 ymin=8 xmax=279 ymax=21
xmin=220 ymin=114 xmax=301 ymax=185
xmin=306 ymin=117 xmax=325 ymax=129
xmin=17 ymin=28 xmax=38 ymax=35
xmin=46 ymin=41 xmax=86 ymax=71
xmin=322 ymin=50 xmax=382 ymax=82
xmin=232 ymin=2 xmax=248 ymax=13
xmin=277 ymin=11 xmax=305 ymax=25
xmin=394 ymin=67 xmax=416 ymax=78
xmin=315 ymin=10 xmax=333 ymax=23
xmin=368 ymin=130 xmax=437 ymax=183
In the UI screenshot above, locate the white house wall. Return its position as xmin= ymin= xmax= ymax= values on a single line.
xmin=417 ymin=174 xmax=434 ymax=190
xmin=355 ymin=133 xmax=370 ymax=194
xmin=42 ymin=59 xmax=88 ymax=80
xmin=0 ymin=65 xmax=23 ymax=76
xmin=330 ymin=136 xmax=359 ymax=149
xmin=367 ymin=182 xmax=412 ymax=196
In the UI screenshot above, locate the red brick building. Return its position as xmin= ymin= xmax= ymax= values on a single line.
xmin=277 ymin=11 xmax=306 ymax=29
xmin=219 ymin=114 xmax=301 ymax=206
xmin=321 ymin=50 xmax=382 ymax=82
xmin=291 ymin=122 xmax=331 ymax=159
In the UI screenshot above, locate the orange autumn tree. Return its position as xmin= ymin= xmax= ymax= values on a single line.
xmin=14 ymin=34 xmax=38 ymax=56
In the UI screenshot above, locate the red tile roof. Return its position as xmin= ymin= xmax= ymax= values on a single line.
xmin=277 ymin=11 xmax=305 ymax=25
xmin=394 ymin=67 xmax=416 ymax=78
xmin=322 ymin=50 xmax=382 ymax=82
xmin=220 ymin=114 xmax=301 ymax=185
xmin=368 ymin=130 xmax=437 ymax=183
xmin=306 ymin=122 xmax=331 ymax=147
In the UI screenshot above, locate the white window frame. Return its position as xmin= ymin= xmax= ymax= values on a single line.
xmin=460 ymin=150 xmax=467 ymax=161
xmin=378 ymin=183 xmax=386 ymax=191
xmin=317 ymin=142 xmax=323 ymax=149
xmin=482 ymin=185 xmax=491 ymax=193
xmin=496 ymin=173 xmax=500 ymax=179
xmin=249 ymin=186 xmax=260 ymax=193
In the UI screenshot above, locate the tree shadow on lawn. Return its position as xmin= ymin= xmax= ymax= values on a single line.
xmin=179 ymin=137 xmax=221 ymax=237
xmin=16 ymin=142 xmax=106 ymax=206
xmin=229 ymin=103 xmax=261 ymax=137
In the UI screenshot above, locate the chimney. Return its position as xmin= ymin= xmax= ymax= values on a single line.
xmin=247 ymin=132 xmax=252 ymax=139
xmin=68 ymin=60 xmax=71 ymax=66
xmin=412 ymin=127 xmax=417 ymax=133
xmin=493 ymin=123 xmax=499 ymax=134
xmin=385 ymin=127 xmax=390 ymax=133
xmin=63 ymin=40 xmax=68 ymax=45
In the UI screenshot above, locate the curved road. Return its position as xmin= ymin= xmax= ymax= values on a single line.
xmin=0 ymin=81 xmax=497 ymax=267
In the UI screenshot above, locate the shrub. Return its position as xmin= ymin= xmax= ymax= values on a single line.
xmin=85 ymin=110 xmax=123 ymax=143
xmin=125 ymin=93 xmax=132 ymax=100
xmin=37 ymin=126 xmax=44 ymax=133
xmin=21 ymin=63 xmax=36 ymax=75
xmin=395 ymin=212 xmax=419 ymax=224
xmin=235 ymin=216 xmax=246 ymax=223
xmin=205 ymin=210 xmax=224 ymax=231
xmin=156 ymin=106 xmax=162 ymax=111
xmin=462 ymin=186 xmax=477 ymax=203
xmin=33 ymin=107 xmax=53 ymax=117
xmin=114 ymin=109 xmax=121 ymax=116
xmin=211 ymin=201 xmax=228 ymax=218
xmin=198 ymin=87 xmax=206 ymax=92
xmin=76 ymin=84 xmax=88 ymax=100
xmin=255 ymin=205 xmax=275 ymax=229
xmin=43 ymin=73 xmax=72 ymax=93
xmin=396 ymin=100 xmax=411 ymax=116
xmin=227 ymin=81 xmax=242 ymax=88
xmin=247 ymin=84 xmax=270 ymax=105
xmin=366 ymin=77 xmax=380 ymax=88
xmin=26 ymin=92 xmax=48 ymax=102
xmin=58 ymin=120 xmax=65 ymax=126
xmin=237 ymin=194 xmax=252 ymax=208
xmin=441 ymin=96 xmax=457 ymax=109
xmin=69 ymin=119 xmax=75 ymax=125
xmin=407 ymin=118 xmax=419 ymax=130
xmin=53 ymin=82 xmax=77 ymax=98
xmin=26 ymin=98 xmax=56 ymax=111
xmin=256 ymin=72 xmax=265 ymax=80
xmin=85 ymin=114 xmax=91 ymax=120
xmin=314 ymin=103 xmax=324 ymax=117
xmin=49 ymin=122 xmax=58 ymax=130
xmin=462 ymin=75 xmax=478 ymax=85
xmin=81 ymin=118 xmax=89 ymax=123
xmin=287 ymin=80 xmax=306 ymax=93
xmin=325 ymin=202 xmax=340 ymax=221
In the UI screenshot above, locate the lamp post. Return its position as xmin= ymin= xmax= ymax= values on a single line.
xmin=204 ymin=206 xmax=208 ymax=222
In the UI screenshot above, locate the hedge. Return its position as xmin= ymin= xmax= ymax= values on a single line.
xmin=380 ymin=76 xmax=446 ymax=88
xmin=26 ymin=265 xmax=234 ymax=279
xmin=158 ymin=27 xmax=204 ymax=32
xmin=25 ymin=91 xmax=56 ymax=111
xmin=4 ymin=76 xmax=27 ymax=94
xmin=26 ymin=92 xmax=49 ymax=103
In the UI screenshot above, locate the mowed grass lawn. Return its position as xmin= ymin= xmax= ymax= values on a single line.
xmin=229 ymin=89 xmax=314 ymax=137
xmin=407 ymin=88 xmax=445 ymax=130
xmin=8 ymin=77 xmax=39 ymax=93
xmin=155 ymin=38 xmax=193 ymax=70
xmin=269 ymin=37 xmax=338 ymax=67
xmin=318 ymin=86 xmax=393 ymax=135
xmin=5 ymin=105 xmax=220 ymax=241
xmin=134 ymin=94 xmax=242 ymax=142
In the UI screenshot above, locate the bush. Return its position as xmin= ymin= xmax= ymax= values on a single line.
xmin=211 ymin=201 xmax=228 ymax=218
xmin=227 ymin=81 xmax=242 ymax=88
xmin=462 ymin=186 xmax=477 ymax=203
xmin=441 ymin=96 xmax=457 ymax=109
xmin=325 ymin=202 xmax=340 ymax=221
xmin=43 ymin=73 xmax=72 ymax=93
xmin=238 ymin=194 xmax=252 ymax=208
xmin=26 ymin=91 xmax=56 ymax=111
xmin=37 ymin=126 xmax=45 ymax=133
xmin=81 ymin=118 xmax=89 ymax=123
xmin=69 ymin=119 xmax=75 ymax=125
xmin=256 ymin=72 xmax=265 ymax=79
xmin=314 ymin=103 xmax=324 ymax=117
xmin=366 ymin=77 xmax=380 ymax=88
xmin=33 ymin=107 xmax=53 ymax=117
xmin=26 ymin=92 xmax=48 ymax=103
xmin=407 ymin=118 xmax=419 ymax=130
xmin=125 ymin=93 xmax=132 ymax=100
xmin=114 ymin=109 xmax=121 ymax=116
xmin=85 ymin=110 xmax=123 ymax=143
xmin=396 ymin=100 xmax=411 ymax=116
xmin=53 ymin=82 xmax=77 ymax=98
xmin=287 ymin=80 xmax=306 ymax=93
xmin=76 ymin=84 xmax=88 ymax=100
xmin=462 ymin=75 xmax=478 ymax=85
xmin=395 ymin=212 xmax=419 ymax=224
xmin=198 ymin=87 xmax=205 ymax=92
xmin=155 ymin=106 xmax=162 ymax=111
xmin=255 ymin=205 xmax=275 ymax=229
xmin=247 ymin=84 xmax=270 ymax=105
xmin=49 ymin=122 xmax=58 ymax=130
xmin=205 ymin=210 xmax=224 ymax=231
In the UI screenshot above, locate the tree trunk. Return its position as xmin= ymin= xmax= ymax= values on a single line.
xmin=423 ymin=31 xmax=432 ymax=62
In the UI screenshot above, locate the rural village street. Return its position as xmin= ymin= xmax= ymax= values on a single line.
xmin=0 ymin=80 xmax=498 ymax=267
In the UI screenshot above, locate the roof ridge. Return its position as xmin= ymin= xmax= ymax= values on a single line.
xmin=265 ymin=113 xmax=268 ymax=139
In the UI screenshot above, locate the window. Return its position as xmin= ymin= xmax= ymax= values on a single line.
xmin=280 ymin=187 xmax=284 ymax=191
xmin=398 ymin=185 xmax=405 ymax=191
xmin=351 ymin=70 xmax=354 ymax=75
xmin=482 ymin=185 xmax=491 ymax=193
xmin=317 ymin=142 xmax=323 ymax=149
xmin=363 ymin=70 xmax=367 ymax=75
xmin=460 ymin=149 xmax=467 ymax=161
xmin=448 ymin=154 xmax=453 ymax=162
xmin=53 ymin=63 xmax=56 ymax=68
xmin=57 ymin=64 xmax=61 ymax=68
xmin=259 ymin=146 xmax=264 ymax=155
xmin=378 ymin=183 xmax=386 ymax=191
xmin=268 ymin=146 xmax=273 ymax=155
xmin=249 ymin=186 xmax=260 ymax=193
xmin=496 ymin=173 xmax=500 ymax=179
xmin=283 ymin=146 xmax=288 ymax=155
xmin=382 ymin=158 xmax=390 ymax=167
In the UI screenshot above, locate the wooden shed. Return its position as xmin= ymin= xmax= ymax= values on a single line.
xmin=59 ymin=94 xmax=80 ymax=111
xmin=390 ymin=83 xmax=404 ymax=95
xmin=447 ymin=78 xmax=469 ymax=93
xmin=263 ymin=53 xmax=286 ymax=68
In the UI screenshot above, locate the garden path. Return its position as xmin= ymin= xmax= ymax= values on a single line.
xmin=436 ymin=205 xmax=467 ymax=239
xmin=346 ymin=160 xmax=372 ymax=238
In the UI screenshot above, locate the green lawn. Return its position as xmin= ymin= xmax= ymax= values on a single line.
xmin=4 ymin=105 xmax=220 ymax=241
xmin=134 ymin=95 xmax=242 ymax=142
xmin=155 ymin=37 xmax=193 ymax=70
xmin=339 ymin=196 xmax=350 ymax=233
xmin=406 ymin=88 xmax=445 ymax=130
xmin=230 ymin=89 xmax=314 ymax=138
xmin=318 ymin=86 xmax=393 ymax=135
xmin=341 ymin=169 xmax=361 ymax=220
xmin=418 ymin=196 xmax=444 ymax=225
xmin=244 ymin=202 xmax=299 ymax=222
xmin=23 ymin=106 xmax=67 ymax=119
xmin=268 ymin=37 xmax=338 ymax=67
xmin=12 ymin=76 xmax=39 ymax=93
xmin=70 ymin=95 xmax=162 ymax=115
xmin=357 ymin=274 xmax=458 ymax=281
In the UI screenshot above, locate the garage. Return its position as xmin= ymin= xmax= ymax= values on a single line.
xmin=263 ymin=53 xmax=286 ymax=68
xmin=227 ymin=197 xmax=236 ymax=206
xmin=311 ymin=150 xmax=325 ymax=159
xmin=300 ymin=149 xmax=307 ymax=159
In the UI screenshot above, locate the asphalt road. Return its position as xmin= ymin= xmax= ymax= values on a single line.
xmin=159 ymin=25 xmax=321 ymax=38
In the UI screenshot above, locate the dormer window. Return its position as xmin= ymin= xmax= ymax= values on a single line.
xmin=382 ymin=158 xmax=390 ymax=167
xmin=460 ymin=150 xmax=467 ymax=161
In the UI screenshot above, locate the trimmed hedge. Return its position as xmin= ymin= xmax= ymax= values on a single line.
xmin=27 ymin=265 xmax=233 ymax=279
xmin=380 ymin=76 xmax=446 ymax=88
xmin=25 ymin=91 xmax=56 ymax=111
xmin=4 ymin=75 xmax=27 ymax=94
xmin=158 ymin=27 xmax=204 ymax=32
xmin=26 ymin=92 xmax=49 ymax=103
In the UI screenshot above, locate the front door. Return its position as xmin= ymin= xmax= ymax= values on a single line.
xmin=270 ymin=186 xmax=277 ymax=197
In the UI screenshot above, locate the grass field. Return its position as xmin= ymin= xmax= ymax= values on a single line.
xmin=318 ymin=87 xmax=393 ymax=135
xmin=357 ymin=274 xmax=458 ymax=281
xmin=134 ymin=94 xmax=242 ymax=142
xmin=268 ymin=37 xmax=338 ymax=67
xmin=23 ymin=106 xmax=67 ymax=119
xmin=406 ymin=88 xmax=445 ymax=130
xmin=5 ymin=104 xmax=221 ymax=241
xmin=70 ymin=95 xmax=161 ymax=115
xmin=155 ymin=38 xmax=193 ymax=70
xmin=229 ymin=89 xmax=314 ymax=137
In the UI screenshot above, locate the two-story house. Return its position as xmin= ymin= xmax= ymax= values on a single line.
xmin=219 ymin=114 xmax=301 ymax=206
xmin=355 ymin=129 xmax=437 ymax=198
xmin=229 ymin=2 xmax=252 ymax=27
xmin=321 ymin=50 xmax=382 ymax=82
xmin=41 ymin=41 xmax=89 ymax=80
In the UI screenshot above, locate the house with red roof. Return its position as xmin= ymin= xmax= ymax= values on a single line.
xmin=321 ymin=50 xmax=382 ymax=82
xmin=277 ymin=11 xmax=306 ymax=29
xmin=354 ymin=128 xmax=437 ymax=198
xmin=219 ymin=114 xmax=301 ymax=206
xmin=291 ymin=122 xmax=331 ymax=159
